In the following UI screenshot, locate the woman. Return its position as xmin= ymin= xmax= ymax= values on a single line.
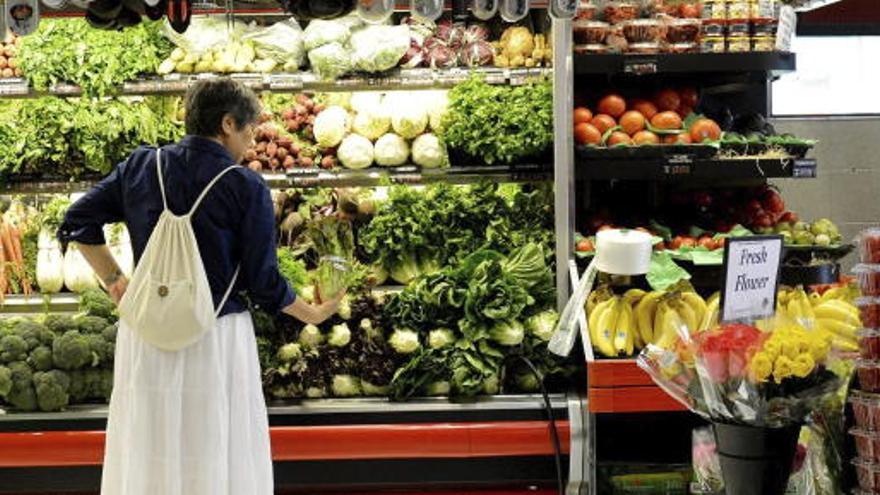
xmin=58 ymin=79 xmax=342 ymax=495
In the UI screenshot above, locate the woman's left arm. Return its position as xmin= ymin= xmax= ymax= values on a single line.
xmin=58 ymin=163 xmax=127 ymax=300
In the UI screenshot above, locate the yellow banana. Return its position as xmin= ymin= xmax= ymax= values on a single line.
xmin=586 ymin=286 xmax=613 ymax=317
xmin=814 ymin=302 xmax=861 ymax=327
xmin=681 ymin=292 xmax=707 ymax=328
xmin=828 ymin=333 xmax=859 ymax=352
xmin=623 ymin=288 xmax=647 ymax=306
xmin=655 ymin=302 xmax=682 ymax=350
xmin=809 ymin=292 xmax=822 ymax=307
xmin=592 ymin=297 xmax=619 ymax=357
xmin=824 ymin=299 xmax=860 ymax=320
xmin=820 ymin=286 xmax=845 ymax=303
xmin=777 ymin=288 xmax=793 ymax=307
xmin=589 ymin=297 xmax=616 ymax=340
xmin=817 ymin=317 xmax=858 ymax=340
xmin=670 ymin=297 xmax=698 ymax=333
xmin=700 ymin=295 xmax=720 ymax=332
xmin=636 ymin=291 xmax=664 ymax=345
xmin=613 ymin=299 xmax=636 ymax=356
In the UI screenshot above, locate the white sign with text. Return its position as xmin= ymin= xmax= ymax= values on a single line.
xmin=721 ymin=236 xmax=784 ymax=323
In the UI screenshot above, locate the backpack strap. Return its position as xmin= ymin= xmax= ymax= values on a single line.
xmin=215 ymin=265 xmax=241 ymax=317
xmin=155 ymin=149 xmax=169 ymax=211
xmin=187 ymin=165 xmax=240 ymax=217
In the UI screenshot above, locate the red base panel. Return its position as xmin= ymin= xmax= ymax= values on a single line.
xmin=0 ymin=420 xmax=570 ymax=468
xmin=588 ymin=359 xmax=688 ymax=414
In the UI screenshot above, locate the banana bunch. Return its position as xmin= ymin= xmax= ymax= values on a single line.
xmin=586 ymin=286 xmax=713 ymax=357
xmin=778 ymin=286 xmax=861 ymax=352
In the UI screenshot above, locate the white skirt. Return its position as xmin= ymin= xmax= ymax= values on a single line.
xmin=101 ymin=312 xmax=273 ymax=495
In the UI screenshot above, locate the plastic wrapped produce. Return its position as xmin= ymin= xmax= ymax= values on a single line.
xmin=308 ymin=42 xmax=353 ymax=80
xmin=861 ymin=329 xmax=880 ymax=359
xmin=852 ymin=391 xmax=880 ymax=431
xmin=303 ymin=19 xmax=352 ymax=50
xmin=860 ymin=359 xmax=880 ymax=392
xmin=460 ymin=40 xmax=494 ymax=67
xmin=859 ymin=297 xmax=880 ymax=329
xmin=243 ymin=19 xmax=306 ymax=71
xmin=350 ymin=25 xmax=411 ymax=72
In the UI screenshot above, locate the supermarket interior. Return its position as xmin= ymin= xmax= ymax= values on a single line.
xmin=0 ymin=0 xmax=878 ymax=494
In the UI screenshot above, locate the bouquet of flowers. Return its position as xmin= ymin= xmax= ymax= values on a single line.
xmin=639 ymin=315 xmax=841 ymax=428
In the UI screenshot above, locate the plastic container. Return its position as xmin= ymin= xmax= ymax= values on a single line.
xmin=858 ymin=228 xmax=880 ymax=264
xmin=853 ymin=429 xmax=880 ymax=462
xmin=856 ymin=265 xmax=880 ymax=296
xmin=702 ymin=0 xmax=726 ymax=20
xmin=621 ymin=19 xmax=665 ymax=43
xmin=628 ymin=42 xmax=662 ymax=54
xmin=726 ymin=0 xmax=750 ymax=20
xmin=576 ymin=0 xmax=598 ymax=20
xmin=852 ymin=391 xmax=880 ymax=431
xmin=667 ymin=18 xmax=701 ymax=42
xmin=854 ymin=458 xmax=880 ymax=491
xmin=702 ymin=20 xmax=726 ymax=36
xmin=751 ymin=0 xmax=776 ymax=19
xmin=858 ymin=297 xmax=880 ymax=329
xmin=861 ymin=329 xmax=880 ymax=359
xmin=701 ymin=35 xmax=726 ymax=53
xmin=860 ymin=360 xmax=880 ymax=393
xmin=574 ymin=43 xmax=609 ymax=54
xmin=573 ymin=20 xmax=610 ymax=44
xmin=728 ymin=20 xmax=750 ymax=35
xmin=752 ymin=35 xmax=775 ymax=51
xmin=603 ymin=1 xmax=640 ymax=24
xmin=668 ymin=42 xmax=699 ymax=53
xmin=726 ymin=33 xmax=750 ymax=52
xmin=752 ymin=17 xmax=778 ymax=34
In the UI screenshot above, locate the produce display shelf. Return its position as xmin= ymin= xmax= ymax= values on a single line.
xmin=0 ymin=164 xmax=552 ymax=194
xmin=574 ymin=52 xmax=796 ymax=77
xmin=0 ymin=293 xmax=80 ymax=315
xmin=0 ymin=67 xmax=552 ymax=99
xmin=587 ymin=360 xmax=688 ymax=414
xmin=577 ymin=156 xmax=817 ymax=181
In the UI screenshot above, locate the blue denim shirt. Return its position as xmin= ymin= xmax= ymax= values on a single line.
xmin=58 ymin=135 xmax=296 ymax=316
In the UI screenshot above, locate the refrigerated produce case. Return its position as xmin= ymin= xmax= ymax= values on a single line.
xmin=0 ymin=0 xmax=855 ymax=493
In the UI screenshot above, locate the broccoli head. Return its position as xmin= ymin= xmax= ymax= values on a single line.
xmin=52 ymin=330 xmax=92 ymax=370
xmin=84 ymin=369 xmax=113 ymax=402
xmin=85 ymin=334 xmax=113 ymax=367
xmin=102 ymin=323 xmax=118 ymax=345
xmin=0 ymin=334 xmax=28 ymax=364
xmin=79 ymin=289 xmax=116 ymax=320
xmin=6 ymin=361 xmax=36 ymax=411
xmin=33 ymin=370 xmax=71 ymax=412
xmin=75 ymin=316 xmax=109 ymax=335
xmin=11 ymin=319 xmax=53 ymax=350
xmin=67 ymin=370 xmax=88 ymax=402
xmin=27 ymin=345 xmax=53 ymax=371
xmin=44 ymin=314 xmax=76 ymax=335
xmin=0 ymin=365 xmax=11 ymax=397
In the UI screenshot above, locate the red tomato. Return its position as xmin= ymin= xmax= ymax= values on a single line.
xmin=598 ymin=94 xmax=627 ymax=119
xmin=574 ymin=123 xmax=603 ymax=145
xmin=654 ymin=89 xmax=681 ymax=112
xmin=762 ymin=189 xmax=785 ymax=214
xmin=779 ymin=211 xmax=799 ymax=224
xmin=576 ymin=238 xmax=595 ymax=252
xmin=574 ymin=107 xmax=593 ymax=125
xmin=698 ymin=236 xmax=716 ymax=250
xmin=680 ymin=237 xmax=697 ymax=248
xmin=679 ymin=87 xmax=699 ymax=108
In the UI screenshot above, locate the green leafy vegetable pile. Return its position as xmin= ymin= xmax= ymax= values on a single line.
xmin=18 ymin=19 xmax=172 ymax=97
xmin=0 ymin=96 xmax=183 ymax=178
xmin=360 ymin=182 xmax=554 ymax=285
xmin=440 ymin=77 xmax=553 ymax=165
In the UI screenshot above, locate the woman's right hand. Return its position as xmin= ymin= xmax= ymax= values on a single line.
xmin=282 ymin=290 xmax=345 ymax=325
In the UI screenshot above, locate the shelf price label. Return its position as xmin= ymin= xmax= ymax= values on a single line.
xmin=624 ymin=58 xmax=658 ymax=75
xmin=720 ymin=235 xmax=784 ymax=323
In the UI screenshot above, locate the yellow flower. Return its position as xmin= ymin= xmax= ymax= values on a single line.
xmin=792 ymin=354 xmax=816 ymax=378
xmin=749 ymin=352 xmax=773 ymax=383
xmin=809 ymin=334 xmax=832 ymax=361
xmin=762 ymin=339 xmax=782 ymax=361
xmin=781 ymin=338 xmax=802 ymax=360
xmin=774 ymin=356 xmax=796 ymax=382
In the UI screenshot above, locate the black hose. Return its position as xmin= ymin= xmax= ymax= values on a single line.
xmin=519 ymin=356 xmax=565 ymax=495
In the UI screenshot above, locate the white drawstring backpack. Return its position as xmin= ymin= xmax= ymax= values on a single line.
xmin=118 ymin=149 xmax=240 ymax=352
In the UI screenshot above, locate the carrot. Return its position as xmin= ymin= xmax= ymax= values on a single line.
xmin=0 ymin=222 xmax=15 ymax=298
xmin=9 ymin=225 xmax=30 ymax=295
